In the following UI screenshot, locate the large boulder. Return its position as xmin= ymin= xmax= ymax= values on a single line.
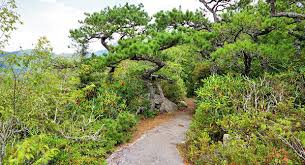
xmin=153 ymin=95 xmax=178 ymax=113
xmin=160 ymin=99 xmax=178 ymax=113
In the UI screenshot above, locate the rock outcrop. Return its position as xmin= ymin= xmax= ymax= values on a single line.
xmin=153 ymin=94 xmax=178 ymax=113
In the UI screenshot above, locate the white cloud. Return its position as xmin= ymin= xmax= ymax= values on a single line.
xmin=138 ymin=0 xmax=202 ymax=15
xmin=40 ymin=0 xmax=57 ymax=3
xmin=6 ymin=0 xmax=84 ymax=53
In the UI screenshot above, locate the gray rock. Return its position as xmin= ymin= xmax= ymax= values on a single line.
xmin=160 ymin=99 xmax=178 ymax=113
xmin=153 ymin=95 xmax=178 ymax=113
xmin=153 ymin=94 xmax=164 ymax=105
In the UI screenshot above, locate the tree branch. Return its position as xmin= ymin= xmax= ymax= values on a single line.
xmin=289 ymin=30 xmax=305 ymax=41
xmin=269 ymin=0 xmax=305 ymax=20
xmin=131 ymin=55 xmax=166 ymax=80
xmin=234 ymin=27 xmax=244 ymax=42
xmin=273 ymin=12 xmax=305 ymax=20
xmin=101 ymin=36 xmax=111 ymax=51
xmin=199 ymin=0 xmax=220 ymax=22
xmin=159 ymin=40 xmax=180 ymax=51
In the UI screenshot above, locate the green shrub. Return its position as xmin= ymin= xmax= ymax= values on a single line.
xmin=103 ymin=112 xmax=137 ymax=145
xmin=7 ymin=135 xmax=60 ymax=165
xmin=6 ymin=112 xmax=137 ymax=165
xmin=185 ymin=74 xmax=305 ymax=164
xmin=113 ymin=60 xmax=149 ymax=109
xmin=191 ymin=61 xmax=213 ymax=91
xmin=160 ymin=61 xmax=187 ymax=102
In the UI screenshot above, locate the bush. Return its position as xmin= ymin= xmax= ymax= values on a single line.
xmin=191 ymin=61 xmax=213 ymax=92
xmin=160 ymin=61 xmax=187 ymax=102
xmin=113 ymin=60 xmax=149 ymax=111
xmin=163 ymin=44 xmax=204 ymax=96
xmin=7 ymin=135 xmax=60 ymax=165
xmin=5 ymin=111 xmax=137 ymax=165
xmin=185 ymin=74 xmax=305 ymax=164
xmin=59 ymin=111 xmax=136 ymax=164
xmin=103 ymin=112 xmax=137 ymax=145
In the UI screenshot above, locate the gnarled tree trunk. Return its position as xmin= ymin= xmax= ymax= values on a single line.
xmin=243 ymin=51 xmax=252 ymax=76
xmin=156 ymin=82 xmax=165 ymax=101
xmin=146 ymin=81 xmax=156 ymax=112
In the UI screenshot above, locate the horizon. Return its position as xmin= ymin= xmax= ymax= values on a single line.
xmin=3 ymin=0 xmax=204 ymax=54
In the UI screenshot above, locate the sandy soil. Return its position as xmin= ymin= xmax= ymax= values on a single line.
xmin=107 ymin=99 xmax=195 ymax=165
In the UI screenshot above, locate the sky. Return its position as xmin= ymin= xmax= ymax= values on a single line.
xmin=4 ymin=0 xmax=203 ymax=54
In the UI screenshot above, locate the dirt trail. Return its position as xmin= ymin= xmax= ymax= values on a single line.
xmin=107 ymin=99 xmax=195 ymax=165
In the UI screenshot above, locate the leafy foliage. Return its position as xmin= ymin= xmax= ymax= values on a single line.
xmin=186 ymin=74 xmax=305 ymax=164
xmin=1 ymin=0 xmax=305 ymax=164
xmin=7 ymin=135 xmax=59 ymax=165
xmin=70 ymin=3 xmax=149 ymax=53
xmin=153 ymin=8 xmax=210 ymax=31
xmin=0 ymin=0 xmax=21 ymax=48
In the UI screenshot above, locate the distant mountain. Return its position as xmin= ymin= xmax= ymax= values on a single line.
xmin=56 ymin=49 xmax=108 ymax=57
xmin=56 ymin=52 xmax=74 ymax=57
xmin=93 ymin=49 xmax=108 ymax=56
xmin=1 ymin=49 xmax=108 ymax=57
xmin=0 ymin=50 xmax=33 ymax=69
xmin=0 ymin=49 xmax=109 ymax=70
xmin=0 ymin=49 xmax=108 ymax=64
xmin=0 ymin=49 xmax=32 ymax=57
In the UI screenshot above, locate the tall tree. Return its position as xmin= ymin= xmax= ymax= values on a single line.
xmin=198 ymin=0 xmax=253 ymax=22
xmin=153 ymin=8 xmax=211 ymax=31
xmin=70 ymin=3 xmax=150 ymax=56
xmin=101 ymin=31 xmax=186 ymax=111
xmin=0 ymin=0 xmax=21 ymax=48
xmin=0 ymin=1 xmax=21 ymax=164
xmin=267 ymin=0 xmax=305 ymax=56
